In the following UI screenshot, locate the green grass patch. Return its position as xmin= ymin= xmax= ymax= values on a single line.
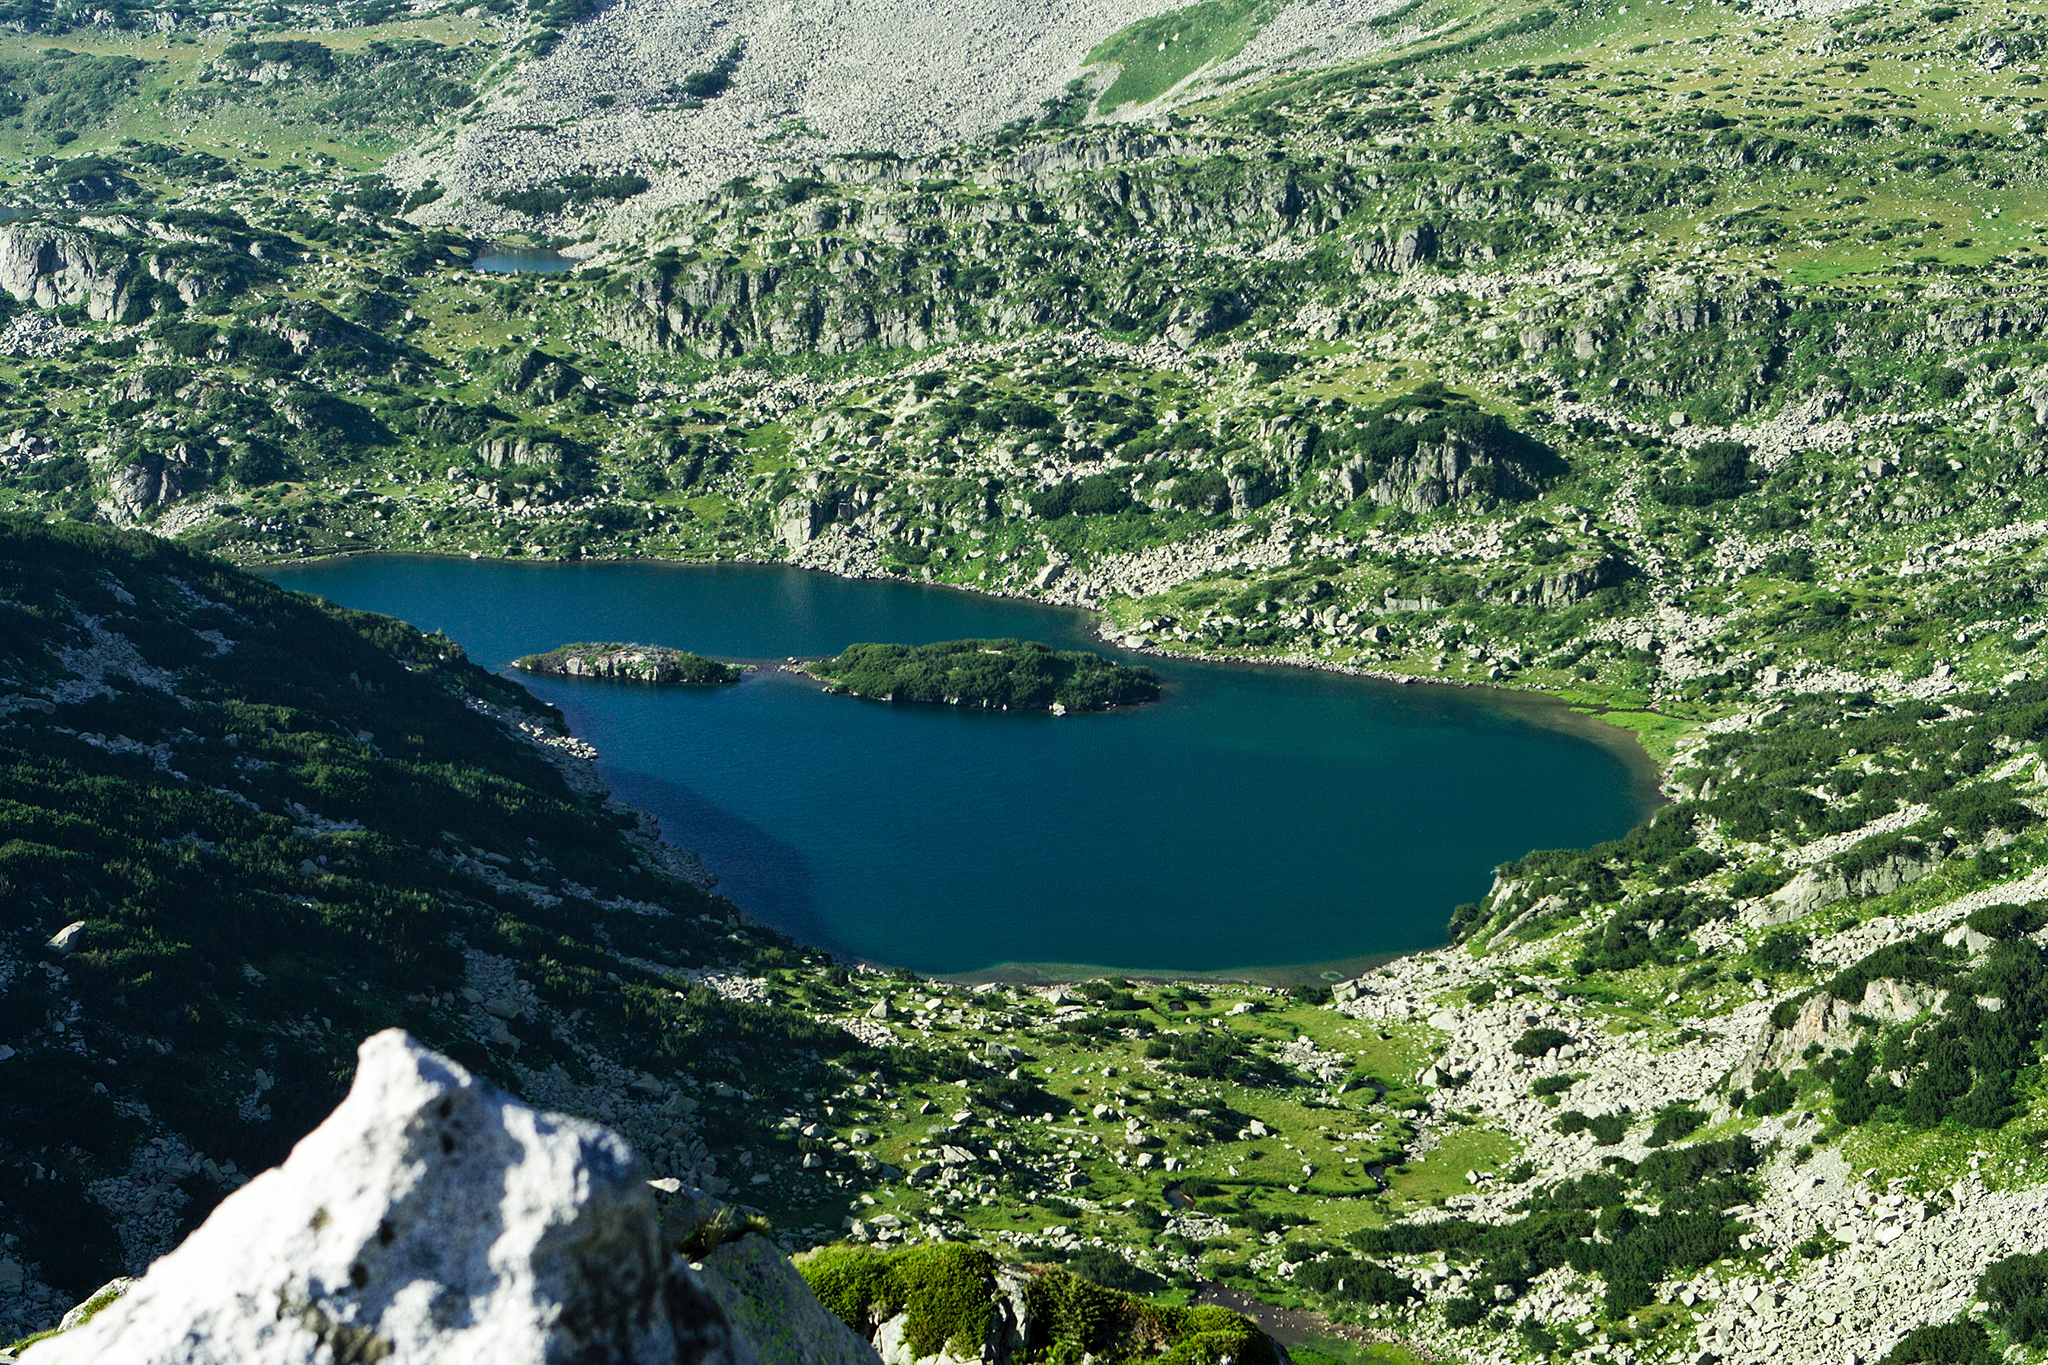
xmin=1291 ymin=1337 xmax=1434 ymax=1365
xmin=1386 ymin=1124 xmax=1517 ymax=1207
xmin=1573 ymin=706 xmax=1702 ymax=767
xmin=1089 ymin=0 xmax=1281 ymax=112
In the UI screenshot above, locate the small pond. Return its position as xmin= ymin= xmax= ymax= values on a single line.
xmin=472 ymin=244 xmax=578 ymax=274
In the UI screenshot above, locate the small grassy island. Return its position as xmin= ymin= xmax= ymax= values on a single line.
xmin=513 ymin=642 xmax=742 ymax=685
xmin=804 ymin=638 xmax=1161 ymax=712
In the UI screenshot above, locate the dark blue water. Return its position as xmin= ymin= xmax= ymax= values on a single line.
xmin=473 ymin=246 xmax=576 ymax=274
xmin=266 ymin=557 xmax=1656 ymax=978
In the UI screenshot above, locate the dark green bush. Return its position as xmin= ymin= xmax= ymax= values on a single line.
xmin=1753 ymin=930 xmax=1810 ymax=972
xmin=1645 ymin=1105 xmax=1708 ymax=1147
xmin=1555 ymin=1110 xmax=1628 ymax=1144
xmin=1878 ymin=1319 xmax=1994 ymax=1365
xmin=1291 ymin=1255 xmax=1415 ymax=1306
xmin=1653 ymin=442 xmax=1755 ymax=506
xmin=1979 ymin=1251 xmax=2048 ymax=1345
xmin=1514 ymin=1027 xmax=1572 ymax=1057
xmin=1967 ymin=901 xmax=2048 ymax=939
xmin=809 ymin=639 xmax=1159 ymax=712
xmin=1744 ymin=1068 xmax=1797 ymax=1118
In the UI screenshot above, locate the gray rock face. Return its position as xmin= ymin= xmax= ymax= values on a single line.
xmin=1367 ymin=432 xmax=1548 ymax=513
xmin=106 ymin=447 xmax=214 ymax=520
xmin=869 ymin=1265 xmax=1031 ymax=1365
xmin=0 ymin=222 xmax=135 ymax=322
xmin=1352 ymin=223 xmax=1438 ymax=273
xmin=500 ymin=347 xmax=587 ymax=404
xmin=0 ymin=219 xmax=242 ymax=325
xmin=21 ymin=1030 xmax=863 ymax=1365
xmin=1760 ymin=844 xmax=1944 ymax=924
xmin=775 ymin=480 xmax=877 ymax=548
xmin=693 ymin=1235 xmax=879 ymax=1365
xmin=479 ymin=434 xmax=571 ymax=468
xmin=1506 ymin=554 xmax=1628 ymax=608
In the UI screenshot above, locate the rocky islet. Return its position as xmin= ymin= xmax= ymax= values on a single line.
xmin=515 ymin=640 xmax=746 ymax=684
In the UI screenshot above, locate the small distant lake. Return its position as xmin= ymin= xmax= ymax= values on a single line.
xmin=473 ymin=245 xmax=577 ymax=274
xmin=266 ymin=558 xmax=1659 ymax=980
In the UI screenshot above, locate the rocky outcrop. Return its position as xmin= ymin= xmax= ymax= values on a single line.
xmin=871 ymin=1266 xmax=1034 ymax=1365
xmin=1748 ymin=976 xmax=1943 ymax=1077
xmin=1163 ymin=290 xmax=1247 ymax=349
xmin=1754 ymin=841 xmax=1946 ymax=925
xmin=692 ymin=1233 xmax=881 ymax=1365
xmin=478 ymin=433 xmax=571 ymax=467
xmin=1503 ymin=554 xmax=1631 ymax=608
xmin=1226 ymin=465 xmax=1285 ymax=517
xmin=105 ymin=444 xmax=218 ymax=521
xmin=776 ymin=478 xmax=879 ymax=548
xmin=1352 ymin=223 xmax=1438 ymax=273
xmin=0 ymin=222 xmax=138 ymax=322
xmin=594 ymin=259 xmax=965 ymax=360
xmin=499 ymin=346 xmax=586 ymax=404
xmin=257 ymin=300 xmax=397 ymax=365
xmin=22 ymin=1030 xmax=873 ymax=1365
xmin=1366 ymin=431 xmax=1550 ymax=513
xmin=0 ymin=218 xmax=277 ymax=324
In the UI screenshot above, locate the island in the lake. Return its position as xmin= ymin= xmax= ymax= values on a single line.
xmin=513 ymin=642 xmax=744 ymax=684
xmin=801 ymin=638 xmax=1161 ymax=713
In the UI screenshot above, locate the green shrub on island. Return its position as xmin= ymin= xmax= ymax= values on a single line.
xmin=513 ymin=642 xmax=741 ymax=684
xmin=806 ymin=639 xmax=1160 ymax=712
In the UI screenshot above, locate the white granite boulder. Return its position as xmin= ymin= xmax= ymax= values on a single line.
xmin=24 ymin=1029 xmax=870 ymax=1365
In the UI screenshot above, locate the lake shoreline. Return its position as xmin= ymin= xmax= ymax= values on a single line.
xmin=257 ymin=550 xmax=1661 ymax=985
xmin=252 ymin=544 xmax=1673 ymax=793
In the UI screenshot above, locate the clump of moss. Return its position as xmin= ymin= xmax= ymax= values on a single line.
xmin=801 ymin=1244 xmax=998 ymax=1358
xmin=800 ymin=1246 xmax=1279 ymax=1365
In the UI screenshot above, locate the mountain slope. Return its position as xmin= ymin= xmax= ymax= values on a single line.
xmin=391 ymin=0 xmax=1422 ymax=243
xmin=0 ymin=515 xmax=873 ymax=1337
xmin=8 ymin=0 xmax=2048 ymax=1359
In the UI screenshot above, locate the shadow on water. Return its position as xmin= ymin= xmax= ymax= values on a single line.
xmin=595 ymin=760 xmax=837 ymax=955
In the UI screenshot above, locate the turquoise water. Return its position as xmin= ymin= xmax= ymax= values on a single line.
xmin=266 ymin=557 xmax=1656 ymax=978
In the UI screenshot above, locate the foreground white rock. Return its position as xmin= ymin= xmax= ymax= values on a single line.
xmin=24 ymin=1029 xmax=872 ymax=1365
